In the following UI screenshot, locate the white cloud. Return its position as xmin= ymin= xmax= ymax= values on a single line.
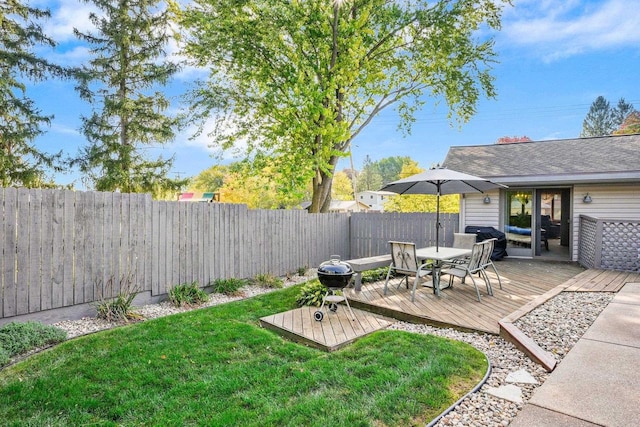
xmin=48 ymin=45 xmax=91 ymax=66
xmin=171 ymin=112 xmax=254 ymax=163
xmin=501 ymin=0 xmax=640 ymax=61
xmin=44 ymin=0 xmax=99 ymax=42
xmin=50 ymin=122 xmax=81 ymax=136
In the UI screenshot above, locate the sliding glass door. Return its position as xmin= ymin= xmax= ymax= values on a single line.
xmin=505 ymin=190 xmax=533 ymax=257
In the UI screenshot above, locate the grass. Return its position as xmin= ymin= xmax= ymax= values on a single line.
xmin=0 ymin=285 xmax=487 ymax=426
xmin=0 ymin=321 xmax=67 ymax=367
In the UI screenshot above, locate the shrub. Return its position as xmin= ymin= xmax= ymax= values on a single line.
xmin=250 ymin=273 xmax=283 ymax=289
xmin=296 ymin=266 xmax=308 ymax=276
xmin=94 ymin=273 xmax=140 ymax=322
xmin=0 ymin=347 xmax=9 ymax=367
xmin=0 ymin=321 xmax=67 ymax=367
xmin=296 ymin=280 xmax=330 ymax=307
xmin=169 ymin=282 xmax=209 ymax=307
xmin=210 ymin=278 xmax=247 ymax=296
xmin=361 ymin=267 xmax=393 ymax=284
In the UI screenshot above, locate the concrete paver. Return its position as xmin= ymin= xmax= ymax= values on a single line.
xmin=611 ymin=282 xmax=640 ymax=305
xmin=528 ymin=339 xmax=640 ymax=426
xmin=582 ymin=301 xmax=640 ymax=347
xmin=509 ymin=404 xmax=600 ymax=427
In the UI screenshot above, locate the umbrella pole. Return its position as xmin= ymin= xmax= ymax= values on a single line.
xmin=436 ymin=189 xmax=441 ymax=252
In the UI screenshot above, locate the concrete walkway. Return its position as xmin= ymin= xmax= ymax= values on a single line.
xmin=510 ymin=282 xmax=640 ymax=427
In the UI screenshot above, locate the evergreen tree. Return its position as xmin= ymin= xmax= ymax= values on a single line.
xmin=73 ymin=0 xmax=185 ymax=196
xmin=581 ymin=96 xmax=613 ymax=137
xmin=0 ymin=1 xmax=69 ymax=187
xmin=356 ymin=156 xmax=383 ymax=193
xmin=581 ymin=96 xmax=635 ymax=137
xmin=611 ymin=98 xmax=635 ymax=130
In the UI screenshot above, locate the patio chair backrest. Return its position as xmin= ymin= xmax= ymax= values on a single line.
xmin=466 ymin=241 xmax=485 ymax=273
xmin=389 ymin=241 xmax=419 ymax=275
xmin=479 ymin=238 xmax=497 ymax=268
xmin=453 ymin=233 xmax=477 ymax=250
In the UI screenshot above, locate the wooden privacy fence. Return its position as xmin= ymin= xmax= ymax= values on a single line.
xmin=0 ymin=188 xmax=456 ymax=322
xmin=350 ymin=212 xmax=459 ymax=258
xmin=0 ymin=188 xmax=350 ymax=321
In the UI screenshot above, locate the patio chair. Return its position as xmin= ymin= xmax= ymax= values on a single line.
xmin=383 ymin=241 xmax=431 ymax=302
xmin=442 ymin=233 xmax=477 ymax=267
xmin=440 ymin=239 xmax=494 ymax=302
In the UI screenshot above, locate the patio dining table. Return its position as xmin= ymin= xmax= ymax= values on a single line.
xmin=416 ymin=246 xmax=472 ymax=296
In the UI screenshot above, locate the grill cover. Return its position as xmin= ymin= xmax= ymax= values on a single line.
xmin=464 ymin=226 xmax=508 ymax=260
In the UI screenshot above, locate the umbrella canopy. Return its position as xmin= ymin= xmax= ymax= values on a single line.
xmin=380 ymin=167 xmax=508 ymax=251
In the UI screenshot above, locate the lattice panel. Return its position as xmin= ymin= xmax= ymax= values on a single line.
xmin=578 ymin=217 xmax=597 ymax=268
xmin=601 ymin=221 xmax=640 ymax=272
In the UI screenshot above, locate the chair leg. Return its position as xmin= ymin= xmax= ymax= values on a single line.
xmin=411 ymin=275 xmax=420 ymax=302
xmin=480 ymin=269 xmax=493 ymax=296
xmin=489 ymin=262 xmax=503 ymax=289
xmin=467 ymin=273 xmax=482 ymax=302
xmin=383 ymin=268 xmax=393 ymax=295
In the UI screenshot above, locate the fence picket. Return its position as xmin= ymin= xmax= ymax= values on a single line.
xmin=2 ymin=188 xmax=18 ymax=318
xmin=16 ymin=188 xmax=30 ymax=315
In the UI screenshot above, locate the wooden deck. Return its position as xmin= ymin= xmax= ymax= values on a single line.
xmin=345 ymin=259 xmax=587 ymax=335
xmin=261 ymin=260 xmax=640 ymax=356
xmin=260 ymin=306 xmax=394 ymax=351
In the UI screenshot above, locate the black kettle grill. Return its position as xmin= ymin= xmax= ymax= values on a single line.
xmin=314 ymin=256 xmax=356 ymax=322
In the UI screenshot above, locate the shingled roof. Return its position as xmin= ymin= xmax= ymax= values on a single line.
xmin=443 ymin=134 xmax=640 ymax=185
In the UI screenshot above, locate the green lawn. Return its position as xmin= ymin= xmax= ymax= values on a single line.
xmin=0 ymin=285 xmax=487 ymax=426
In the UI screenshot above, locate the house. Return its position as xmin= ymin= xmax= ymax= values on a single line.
xmin=178 ymin=192 xmax=220 ymax=202
xmin=356 ymin=190 xmax=397 ymax=212
xmin=443 ymin=134 xmax=640 ymax=269
xmin=300 ymin=200 xmax=370 ymax=213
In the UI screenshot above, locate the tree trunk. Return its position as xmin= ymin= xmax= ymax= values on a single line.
xmin=309 ymin=155 xmax=339 ymax=213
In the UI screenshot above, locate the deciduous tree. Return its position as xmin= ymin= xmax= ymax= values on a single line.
xmin=177 ymin=0 xmax=510 ymax=212
xmin=73 ymin=0 xmax=185 ymax=196
xmin=0 ymin=1 xmax=69 ymax=187
xmin=613 ymin=111 xmax=640 ymax=135
xmin=496 ymin=136 xmax=532 ymax=144
xmin=331 ymin=171 xmax=354 ymax=200
xmin=381 ymin=160 xmax=459 ymax=213
xmin=376 ymin=156 xmax=412 ymax=186
xmin=189 ymin=164 xmax=228 ymax=193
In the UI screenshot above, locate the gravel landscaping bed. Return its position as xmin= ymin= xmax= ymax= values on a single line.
xmin=52 ymin=275 xmax=614 ymax=427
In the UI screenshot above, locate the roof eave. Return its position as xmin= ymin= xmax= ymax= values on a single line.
xmin=487 ymin=171 xmax=640 ymax=186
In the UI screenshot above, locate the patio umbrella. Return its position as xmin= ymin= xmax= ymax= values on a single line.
xmin=379 ymin=166 xmax=508 ymax=251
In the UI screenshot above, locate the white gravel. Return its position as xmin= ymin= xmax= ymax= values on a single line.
xmin=52 ymin=275 xmax=614 ymax=427
xmin=54 ymin=270 xmax=317 ymax=339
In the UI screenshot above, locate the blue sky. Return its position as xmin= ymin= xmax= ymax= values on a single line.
xmin=25 ymin=0 xmax=640 ymax=187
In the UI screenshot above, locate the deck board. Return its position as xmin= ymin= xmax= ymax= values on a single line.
xmin=345 ymin=259 xmax=587 ymax=334
xmin=260 ymin=305 xmax=394 ymax=351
